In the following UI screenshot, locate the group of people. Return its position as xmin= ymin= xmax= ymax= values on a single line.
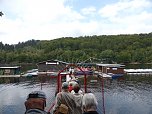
xmin=53 ymin=80 xmax=99 ymax=114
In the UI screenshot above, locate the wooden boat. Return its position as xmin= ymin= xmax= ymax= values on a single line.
xmin=96 ymin=64 xmax=125 ymax=79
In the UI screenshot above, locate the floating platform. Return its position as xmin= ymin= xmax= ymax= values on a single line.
xmin=124 ymin=69 xmax=152 ymax=75
xmin=38 ymin=71 xmax=68 ymax=76
xmin=0 ymin=75 xmax=20 ymax=78
xmin=97 ymin=72 xmax=124 ymax=79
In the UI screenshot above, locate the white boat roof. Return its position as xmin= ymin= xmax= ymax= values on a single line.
xmin=96 ymin=64 xmax=125 ymax=68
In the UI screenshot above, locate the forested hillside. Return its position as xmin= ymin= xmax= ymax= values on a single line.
xmin=0 ymin=33 xmax=152 ymax=64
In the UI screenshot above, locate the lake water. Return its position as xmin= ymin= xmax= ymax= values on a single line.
xmin=0 ymin=75 xmax=152 ymax=114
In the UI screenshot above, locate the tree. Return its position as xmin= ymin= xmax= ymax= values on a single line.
xmin=100 ymin=50 xmax=115 ymax=63
xmin=0 ymin=11 xmax=4 ymax=17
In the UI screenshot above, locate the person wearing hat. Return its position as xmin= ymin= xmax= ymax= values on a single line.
xmin=53 ymin=82 xmax=77 ymax=114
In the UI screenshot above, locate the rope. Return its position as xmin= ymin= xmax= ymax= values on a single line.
xmin=47 ymin=100 xmax=55 ymax=113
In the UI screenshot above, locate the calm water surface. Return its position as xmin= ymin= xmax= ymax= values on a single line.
xmin=0 ymin=75 xmax=152 ymax=114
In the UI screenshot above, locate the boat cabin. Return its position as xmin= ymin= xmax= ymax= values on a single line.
xmin=0 ymin=66 xmax=21 ymax=77
xmin=37 ymin=60 xmax=68 ymax=73
xmin=96 ymin=64 xmax=125 ymax=74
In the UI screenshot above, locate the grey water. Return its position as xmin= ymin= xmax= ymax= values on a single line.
xmin=0 ymin=77 xmax=57 ymax=114
xmin=0 ymin=75 xmax=152 ymax=114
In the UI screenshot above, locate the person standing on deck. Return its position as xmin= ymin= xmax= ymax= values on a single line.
xmin=71 ymin=83 xmax=83 ymax=95
xmin=73 ymin=83 xmax=83 ymax=114
xmin=53 ymin=82 xmax=77 ymax=114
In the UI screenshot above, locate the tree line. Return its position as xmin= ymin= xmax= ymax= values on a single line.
xmin=0 ymin=33 xmax=152 ymax=64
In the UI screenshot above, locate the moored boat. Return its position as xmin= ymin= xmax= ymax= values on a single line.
xmin=96 ymin=64 xmax=125 ymax=79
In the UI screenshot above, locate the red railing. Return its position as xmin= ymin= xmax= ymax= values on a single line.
xmin=57 ymin=64 xmax=87 ymax=93
xmin=47 ymin=63 xmax=87 ymax=113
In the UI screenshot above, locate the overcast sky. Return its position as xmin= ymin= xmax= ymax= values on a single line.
xmin=0 ymin=0 xmax=152 ymax=44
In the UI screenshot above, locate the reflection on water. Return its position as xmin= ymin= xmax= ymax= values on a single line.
xmin=0 ymin=75 xmax=152 ymax=114
xmin=104 ymin=76 xmax=152 ymax=114
xmin=0 ymin=76 xmax=57 ymax=114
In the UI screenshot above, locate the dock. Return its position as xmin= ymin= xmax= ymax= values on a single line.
xmin=0 ymin=75 xmax=20 ymax=78
xmin=124 ymin=69 xmax=152 ymax=75
xmin=0 ymin=66 xmax=21 ymax=78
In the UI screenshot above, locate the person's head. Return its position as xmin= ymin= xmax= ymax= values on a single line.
xmin=73 ymin=83 xmax=80 ymax=93
xmin=62 ymin=82 xmax=69 ymax=91
xmin=82 ymin=93 xmax=98 ymax=111
xmin=69 ymin=81 xmax=77 ymax=87
xmin=69 ymin=83 xmax=73 ymax=86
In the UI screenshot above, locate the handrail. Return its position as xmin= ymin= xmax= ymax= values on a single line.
xmin=57 ymin=64 xmax=87 ymax=93
xmin=101 ymin=77 xmax=105 ymax=114
xmin=47 ymin=63 xmax=87 ymax=113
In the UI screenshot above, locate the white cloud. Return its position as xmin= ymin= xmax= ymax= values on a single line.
xmin=97 ymin=0 xmax=152 ymax=34
xmin=0 ymin=0 xmax=152 ymax=44
xmin=0 ymin=0 xmax=84 ymax=44
xmin=81 ymin=7 xmax=96 ymax=15
xmin=99 ymin=0 xmax=152 ymax=18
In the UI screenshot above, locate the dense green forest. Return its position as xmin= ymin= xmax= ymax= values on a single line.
xmin=0 ymin=33 xmax=152 ymax=64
